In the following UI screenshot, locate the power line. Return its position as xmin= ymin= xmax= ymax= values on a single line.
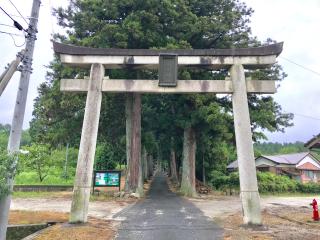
xmin=7 ymin=0 xmax=29 ymax=25
xmin=8 ymin=32 xmax=26 ymax=47
xmin=0 ymin=23 xmax=16 ymax=28
xmin=0 ymin=30 xmax=24 ymax=37
xmin=280 ymin=56 xmax=320 ymax=77
xmin=0 ymin=21 xmax=26 ymax=47
xmin=284 ymin=110 xmax=320 ymax=121
xmin=1 ymin=12 xmax=38 ymax=20
xmin=0 ymin=6 xmax=16 ymax=22
xmin=292 ymin=113 xmax=320 ymax=121
xmin=0 ymin=6 xmax=25 ymax=31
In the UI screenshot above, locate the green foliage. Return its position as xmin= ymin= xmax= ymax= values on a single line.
xmin=0 ymin=148 xmax=17 ymax=198
xmin=254 ymin=141 xmax=308 ymax=156
xmin=19 ymin=144 xmax=52 ymax=182
xmin=0 ymin=124 xmax=10 ymax=149
xmin=18 ymin=145 xmax=78 ymax=183
xmin=297 ymin=182 xmax=320 ymax=194
xmin=257 ymin=172 xmax=298 ymax=193
xmin=14 ymin=171 xmax=74 ymax=185
xmin=29 ymin=67 xmax=86 ymax=146
xmin=49 ymin=146 xmax=78 ymax=179
xmin=0 ymin=124 xmax=10 ymax=132
xmin=0 ymin=124 xmax=31 ymax=149
xmin=54 ymin=0 xmax=253 ymax=49
xmin=248 ymin=95 xmax=293 ymax=141
xmin=209 ymin=170 xmax=239 ymax=190
xmin=20 ymin=130 xmax=32 ymax=147
xmin=95 ymin=142 xmax=123 ymax=170
xmin=29 ymin=0 xmax=293 ymax=180
xmin=210 ymin=171 xmax=320 ymax=194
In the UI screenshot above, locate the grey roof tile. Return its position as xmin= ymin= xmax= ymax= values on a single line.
xmin=227 ymin=152 xmax=312 ymax=169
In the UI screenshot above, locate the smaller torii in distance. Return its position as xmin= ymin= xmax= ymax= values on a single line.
xmin=53 ymin=41 xmax=283 ymax=225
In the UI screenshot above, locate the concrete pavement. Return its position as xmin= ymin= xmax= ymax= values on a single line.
xmin=115 ymin=172 xmax=223 ymax=240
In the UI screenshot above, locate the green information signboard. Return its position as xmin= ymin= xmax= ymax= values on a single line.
xmin=93 ymin=170 xmax=121 ymax=192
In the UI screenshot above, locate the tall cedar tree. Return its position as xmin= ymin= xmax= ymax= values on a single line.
xmin=30 ymin=0 xmax=293 ymax=182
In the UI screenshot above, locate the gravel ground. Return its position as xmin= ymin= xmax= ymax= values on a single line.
xmin=11 ymin=194 xmax=317 ymax=220
xmin=11 ymin=198 xmax=134 ymax=220
xmin=188 ymin=195 xmax=320 ymax=239
xmin=189 ymin=195 xmax=317 ymax=219
xmin=11 ymin=191 xmax=320 ymax=239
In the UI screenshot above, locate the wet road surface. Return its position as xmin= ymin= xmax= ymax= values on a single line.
xmin=115 ymin=172 xmax=223 ymax=240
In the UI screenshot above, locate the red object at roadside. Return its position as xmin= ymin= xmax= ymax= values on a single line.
xmin=310 ymin=199 xmax=319 ymax=221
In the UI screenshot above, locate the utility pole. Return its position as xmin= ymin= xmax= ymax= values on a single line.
xmin=0 ymin=50 xmax=25 ymax=96
xmin=0 ymin=1 xmax=40 ymax=239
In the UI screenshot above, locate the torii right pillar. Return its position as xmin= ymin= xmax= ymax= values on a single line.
xmin=230 ymin=63 xmax=261 ymax=225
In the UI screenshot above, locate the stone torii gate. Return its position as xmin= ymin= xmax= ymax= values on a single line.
xmin=53 ymin=41 xmax=283 ymax=225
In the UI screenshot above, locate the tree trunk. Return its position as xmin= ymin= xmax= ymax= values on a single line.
xmin=170 ymin=140 xmax=178 ymax=182
xmin=124 ymin=93 xmax=133 ymax=192
xmin=202 ymin=154 xmax=206 ymax=185
xmin=138 ymin=155 xmax=144 ymax=196
xmin=142 ymin=147 xmax=148 ymax=181
xmin=126 ymin=93 xmax=143 ymax=195
xmin=157 ymin=144 xmax=162 ymax=172
xmin=180 ymin=127 xmax=197 ymax=197
xmin=148 ymin=154 xmax=153 ymax=177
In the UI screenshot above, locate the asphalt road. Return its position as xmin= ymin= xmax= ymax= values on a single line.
xmin=115 ymin=172 xmax=223 ymax=240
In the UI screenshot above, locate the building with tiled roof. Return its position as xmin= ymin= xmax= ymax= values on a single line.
xmin=227 ymin=152 xmax=320 ymax=183
xmin=305 ymin=134 xmax=320 ymax=150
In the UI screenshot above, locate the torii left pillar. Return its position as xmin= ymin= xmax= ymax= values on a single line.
xmin=70 ymin=63 xmax=104 ymax=223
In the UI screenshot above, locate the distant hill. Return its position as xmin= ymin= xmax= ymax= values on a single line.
xmin=254 ymin=141 xmax=308 ymax=156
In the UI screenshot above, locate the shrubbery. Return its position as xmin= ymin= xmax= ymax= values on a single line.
xmin=257 ymin=172 xmax=298 ymax=193
xmin=209 ymin=170 xmax=239 ymax=191
xmin=210 ymin=171 xmax=320 ymax=194
xmin=14 ymin=171 xmax=74 ymax=185
xmin=0 ymin=148 xmax=17 ymax=197
xmin=17 ymin=145 xmax=78 ymax=184
xmin=297 ymin=182 xmax=320 ymax=193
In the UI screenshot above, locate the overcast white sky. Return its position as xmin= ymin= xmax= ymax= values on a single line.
xmin=0 ymin=0 xmax=319 ymax=143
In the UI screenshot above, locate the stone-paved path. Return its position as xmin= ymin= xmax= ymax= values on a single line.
xmin=115 ymin=172 xmax=223 ymax=240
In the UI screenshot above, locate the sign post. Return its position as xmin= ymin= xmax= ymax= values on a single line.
xmin=93 ymin=170 xmax=121 ymax=193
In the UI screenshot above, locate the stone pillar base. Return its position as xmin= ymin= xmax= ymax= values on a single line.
xmin=69 ymin=187 xmax=91 ymax=223
xmin=241 ymin=191 xmax=262 ymax=225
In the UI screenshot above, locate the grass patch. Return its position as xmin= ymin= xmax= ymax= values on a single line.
xmin=13 ymin=191 xmax=71 ymax=199
xmin=260 ymin=192 xmax=319 ymax=197
xmin=15 ymin=171 xmax=74 ymax=185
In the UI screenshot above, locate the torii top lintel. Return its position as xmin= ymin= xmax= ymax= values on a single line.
xmin=53 ymin=41 xmax=283 ymax=69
